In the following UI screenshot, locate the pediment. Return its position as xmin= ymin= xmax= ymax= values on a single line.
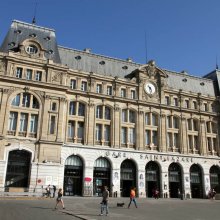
xmin=125 ymin=60 xmax=168 ymax=79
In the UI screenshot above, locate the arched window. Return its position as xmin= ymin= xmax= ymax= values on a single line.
xmin=8 ymin=92 xmax=40 ymax=138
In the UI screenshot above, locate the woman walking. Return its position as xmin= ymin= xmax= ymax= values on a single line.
xmin=55 ymin=188 xmax=65 ymax=210
xmin=128 ymin=187 xmax=138 ymax=208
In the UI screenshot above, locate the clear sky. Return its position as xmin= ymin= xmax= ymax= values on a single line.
xmin=1 ymin=0 xmax=220 ymax=77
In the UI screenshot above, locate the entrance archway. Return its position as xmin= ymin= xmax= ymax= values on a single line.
xmin=210 ymin=165 xmax=220 ymax=193
xmin=5 ymin=150 xmax=31 ymax=188
xmin=145 ymin=161 xmax=160 ymax=197
xmin=190 ymin=164 xmax=203 ymax=198
xmin=64 ymin=155 xmax=83 ymax=196
xmin=168 ymin=163 xmax=182 ymax=198
xmin=120 ymin=159 xmax=136 ymax=197
xmin=93 ymin=157 xmax=111 ymax=196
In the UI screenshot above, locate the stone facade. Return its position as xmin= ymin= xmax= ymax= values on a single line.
xmin=0 ymin=20 xmax=219 ymax=198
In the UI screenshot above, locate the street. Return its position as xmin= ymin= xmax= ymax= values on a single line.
xmin=0 ymin=197 xmax=219 ymax=220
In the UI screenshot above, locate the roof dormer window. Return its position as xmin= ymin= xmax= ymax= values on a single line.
xmin=26 ymin=44 xmax=38 ymax=55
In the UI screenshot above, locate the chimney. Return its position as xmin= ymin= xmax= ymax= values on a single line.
xmin=84 ymin=48 xmax=91 ymax=53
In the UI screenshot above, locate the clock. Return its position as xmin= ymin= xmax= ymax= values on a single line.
xmin=144 ymin=82 xmax=156 ymax=95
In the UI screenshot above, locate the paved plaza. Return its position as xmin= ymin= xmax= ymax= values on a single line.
xmin=0 ymin=196 xmax=219 ymax=220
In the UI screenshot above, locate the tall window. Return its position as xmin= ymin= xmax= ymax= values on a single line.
xmin=107 ymin=86 xmax=112 ymax=95
xmin=206 ymin=120 xmax=218 ymax=155
xmin=187 ymin=118 xmax=199 ymax=154
xmin=121 ymin=88 xmax=126 ymax=98
xmin=95 ymin=105 xmax=111 ymax=146
xmin=35 ymin=71 xmax=42 ymax=81
xmin=67 ymin=101 xmax=86 ymax=143
xmin=50 ymin=116 xmax=56 ymax=134
xmin=81 ymin=81 xmax=87 ymax=91
xmin=16 ymin=67 xmax=23 ymax=78
xmin=145 ymin=112 xmax=159 ymax=150
xmin=96 ymin=84 xmax=102 ymax=93
xmin=165 ymin=96 xmax=169 ymax=105
xmin=121 ymin=109 xmax=136 ymax=148
xmin=8 ymin=112 xmax=18 ymax=131
xmin=70 ymin=79 xmax=77 ymax=89
xmin=30 ymin=115 xmax=38 ymax=133
xmin=8 ymin=93 xmax=40 ymax=138
xmin=166 ymin=115 xmax=180 ymax=151
xmin=131 ymin=90 xmax=136 ymax=99
xmin=19 ymin=113 xmax=28 ymax=132
xmin=173 ymin=97 xmax=178 ymax=106
xmin=67 ymin=121 xmax=75 ymax=138
xmin=26 ymin=69 xmax=32 ymax=80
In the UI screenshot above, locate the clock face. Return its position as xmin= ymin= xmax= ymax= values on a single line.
xmin=144 ymin=83 xmax=156 ymax=95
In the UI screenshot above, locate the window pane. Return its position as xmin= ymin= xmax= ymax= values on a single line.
xmin=121 ymin=127 xmax=127 ymax=144
xmin=105 ymin=107 xmax=111 ymax=120
xmin=50 ymin=116 xmax=56 ymax=134
xmin=145 ymin=130 xmax=150 ymax=145
xmin=68 ymin=121 xmax=75 ymax=138
xmin=104 ymin=125 xmax=110 ymax=142
xmin=22 ymin=93 xmax=30 ymax=107
xmin=96 ymin=124 xmax=102 ymax=141
xmin=145 ymin=113 xmax=150 ymax=125
xmin=19 ymin=113 xmax=28 ymax=132
xmin=152 ymin=131 xmax=157 ymax=145
xmin=69 ymin=102 xmax=76 ymax=115
xmin=30 ymin=114 xmax=38 ymax=133
xmin=12 ymin=94 xmax=20 ymax=106
xmin=96 ymin=106 xmax=102 ymax=119
xmin=8 ymin=112 xmax=18 ymax=131
xmin=77 ymin=122 xmax=84 ymax=139
xmin=129 ymin=110 xmax=135 ymax=123
xmin=152 ymin=114 xmax=157 ymax=126
xmin=129 ymin=128 xmax=135 ymax=144
xmin=122 ymin=110 xmax=127 ymax=122
xmin=78 ymin=103 xmax=85 ymax=116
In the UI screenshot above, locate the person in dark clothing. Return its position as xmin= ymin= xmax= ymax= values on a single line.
xmin=53 ymin=185 xmax=57 ymax=198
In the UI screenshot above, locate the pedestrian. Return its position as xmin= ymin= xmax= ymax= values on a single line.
xmin=46 ymin=184 xmax=51 ymax=198
xmin=55 ymin=188 xmax=65 ymax=209
xmin=100 ymin=186 xmax=109 ymax=216
xmin=53 ymin=185 xmax=57 ymax=198
xmin=128 ymin=187 xmax=137 ymax=208
xmin=209 ymin=188 xmax=216 ymax=200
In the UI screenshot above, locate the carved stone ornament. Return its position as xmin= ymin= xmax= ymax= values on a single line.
xmin=52 ymin=72 xmax=62 ymax=83
xmin=88 ymin=102 xmax=94 ymax=108
xmin=0 ymin=60 xmax=6 ymax=72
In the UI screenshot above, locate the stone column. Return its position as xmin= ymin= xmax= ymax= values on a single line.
xmin=159 ymin=112 xmax=167 ymax=152
xmin=83 ymin=167 xmax=94 ymax=196
xmin=40 ymin=95 xmax=51 ymax=140
xmin=87 ymin=101 xmax=95 ymax=145
xmin=56 ymin=97 xmax=66 ymax=142
xmin=137 ymin=109 xmax=144 ymax=150
xmin=180 ymin=115 xmax=187 ymax=154
xmin=199 ymin=118 xmax=207 ymax=156
xmin=113 ymin=104 xmax=120 ymax=148
xmin=0 ymin=89 xmax=10 ymax=135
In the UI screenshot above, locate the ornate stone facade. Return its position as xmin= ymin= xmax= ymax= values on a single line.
xmin=0 ymin=20 xmax=219 ymax=198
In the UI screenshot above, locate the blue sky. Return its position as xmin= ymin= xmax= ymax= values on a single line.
xmin=1 ymin=0 xmax=220 ymax=76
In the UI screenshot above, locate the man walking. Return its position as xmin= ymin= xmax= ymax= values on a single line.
xmin=100 ymin=186 xmax=109 ymax=216
xmin=128 ymin=187 xmax=138 ymax=208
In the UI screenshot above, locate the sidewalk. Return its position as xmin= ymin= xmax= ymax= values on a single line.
xmin=55 ymin=196 xmax=220 ymax=220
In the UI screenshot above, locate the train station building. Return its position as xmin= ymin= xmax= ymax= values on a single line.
xmin=0 ymin=20 xmax=220 ymax=198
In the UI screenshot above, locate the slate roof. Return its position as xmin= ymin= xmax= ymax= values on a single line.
xmin=0 ymin=20 xmax=217 ymax=97
xmin=0 ymin=20 xmax=61 ymax=63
